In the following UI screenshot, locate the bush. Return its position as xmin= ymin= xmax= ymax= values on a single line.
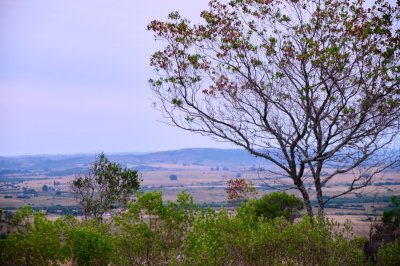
xmin=0 ymin=192 xmax=388 ymax=265
xmin=377 ymin=238 xmax=400 ymax=266
xmin=169 ymin=174 xmax=178 ymax=181
xmin=113 ymin=191 xmax=198 ymax=265
xmin=182 ymin=209 xmax=366 ymax=265
xmin=382 ymin=196 xmax=400 ymax=228
xmin=0 ymin=207 xmax=67 ymax=265
xmin=364 ymin=196 xmax=400 ymax=261
xmin=64 ymin=221 xmax=115 ymax=266
xmin=243 ymin=192 xmax=304 ymax=222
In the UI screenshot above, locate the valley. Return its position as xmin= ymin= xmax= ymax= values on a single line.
xmin=1 ymin=148 xmax=399 ymax=236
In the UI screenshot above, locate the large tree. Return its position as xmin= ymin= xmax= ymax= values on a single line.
xmin=148 ymin=0 xmax=400 ymax=217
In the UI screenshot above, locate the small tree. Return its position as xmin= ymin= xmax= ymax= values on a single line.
xmin=383 ymin=196 xmax=400 ymax=228
xmin=226 ymin=178 xmax=257 ymax=201
xmin=71 ymin=153 xmax=141 ymax=222
xmin=148 ymin=0 xmax=400 ymax=217
xmin=42 ymin=184 xmax=49 ymax=192
xmin=169 ymin=174 xmax=178 ymax=181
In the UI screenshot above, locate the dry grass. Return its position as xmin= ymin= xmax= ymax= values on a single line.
xmin=1 ymin=164 xmax=398 ymax=238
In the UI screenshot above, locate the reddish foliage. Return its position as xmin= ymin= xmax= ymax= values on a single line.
xmin=226 ymin=178 xmax=256 ymax=201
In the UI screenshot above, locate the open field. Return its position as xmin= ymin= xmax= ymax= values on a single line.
xmin=1 ymin=150 xmax=399 ymax=237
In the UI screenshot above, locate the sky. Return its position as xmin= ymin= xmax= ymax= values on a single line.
xmin=0 ymin=0 xmax=395 ymax=156
xmin=0 ymin=0 xmax=235 ymax=156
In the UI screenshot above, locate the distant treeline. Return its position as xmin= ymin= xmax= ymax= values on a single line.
xmin=1 ymin=205 xmax=83 ymax=216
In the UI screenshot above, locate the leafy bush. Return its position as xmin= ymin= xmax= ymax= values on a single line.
xmin=382 ymin=196 xmax=400 ymax=228
xmin=364 ymin=196 xmax=400 ymax=261
xmin=0 ymin=207 xmax=67 ymax=265
xmin=113 ymin=191 xmax=198 ymax=265
xmin=183 ymin=208 xmax=229 ymax=265
xmin=169 ymin=174 xmax=178 ymax=181
xmin=182 ymin=208 xmax=366 ymax=265
xmin=1 ymin=192 xmax=394 ymax=265
xmin=377 ymin=238 xmax=400 ymax=266
xmin=64 ymin=220 xmax=115 ymax=266
xmin=243 ymin=191 xmax=304 ymax=222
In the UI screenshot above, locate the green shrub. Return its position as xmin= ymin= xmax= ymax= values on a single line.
xmin=365 ymin=196 xmax=400 ymax=262
xmin=182 ymin=207 xmax=366 ymax=266
xmin=114 ymin=191 xmax=198 ymax=265
xmin=64 ymin=220 xmax=116 ymax=266
xmin=183 ymin=208 xmax=229 ymax=265
xmin=382 ymin=196 xmax=400 ymax=228
xmin=377 ymin=238 xmax=400 ymax=266
xmin=114 ymin=221 xmax=156 ymax=265
xmin=243 ymin=191 xmax=304 ymax=222
xmin=0 ymin=192 xmax=377 ymax=265
xmin=0 ymin=207 xmax=67 ymax=265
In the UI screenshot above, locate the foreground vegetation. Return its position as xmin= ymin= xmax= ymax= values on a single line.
xmin=1 ymin=191 xmax=399 ymax=265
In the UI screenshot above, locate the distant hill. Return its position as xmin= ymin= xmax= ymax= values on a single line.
xmin=0 ymin=148 xmax=269 ymax=178
xmin=1 ymin=148 xmax=398 ymax=179
xmin=108 ymin=148 xmax=268 ymax=166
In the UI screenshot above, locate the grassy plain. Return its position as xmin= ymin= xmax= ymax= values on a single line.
xmin=0 ymin=161 xmax=398 ymax=237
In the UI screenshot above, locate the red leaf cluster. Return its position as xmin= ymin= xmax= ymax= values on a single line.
xmin=226 ymin=178 xmax=256 ymax=200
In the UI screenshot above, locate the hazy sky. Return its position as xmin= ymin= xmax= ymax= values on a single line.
xmin=0 ymin=0 xmax=236 ymax=156
xmin=0 ymin=0 xmax=395 ymax=156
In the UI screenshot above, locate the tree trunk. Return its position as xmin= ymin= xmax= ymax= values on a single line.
xmin=314 ymin=176 xmax=325 ymax=217
xmin=297 ymin=181 xmax=314 ymax=219
xmin=316 ymin=190 xmax=324 ymax=216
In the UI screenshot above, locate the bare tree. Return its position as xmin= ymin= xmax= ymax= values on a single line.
xmin=148 ymin=0 xmax=400 ymax=217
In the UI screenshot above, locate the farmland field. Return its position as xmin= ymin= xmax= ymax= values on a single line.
xmin=0 ymin=149 xmax=399 ymax=237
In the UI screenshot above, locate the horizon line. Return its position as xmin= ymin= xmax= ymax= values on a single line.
xmin=0 ymin=147 xmax=245 ymax=158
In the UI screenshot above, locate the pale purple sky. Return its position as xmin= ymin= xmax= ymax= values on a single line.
xmin=0 ymin=0 xmax=394 ymax=156
xmin=0 ymin=0 xmax=235 ymax=156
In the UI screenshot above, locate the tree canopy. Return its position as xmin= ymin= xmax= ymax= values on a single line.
xmin=148 ymin=0 xmax=400 ymax=217
xmin=71 ymin=152 xmax=141 ymax=222
xmin=249 ymin=192 xmax=304 ymax=222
